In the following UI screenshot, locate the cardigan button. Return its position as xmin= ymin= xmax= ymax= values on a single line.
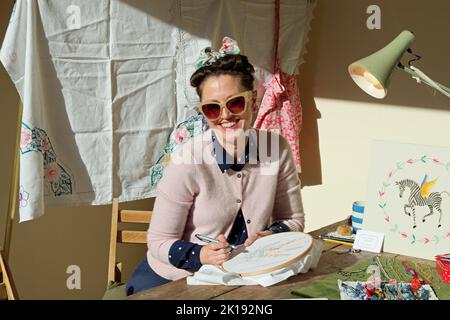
xmin=236 ymin=199 xmax=241 ymax=204
xmin=247 ymin=219 xmax=251 ymax=224
xmin=236 ymin=173 xmax=242 ymax=178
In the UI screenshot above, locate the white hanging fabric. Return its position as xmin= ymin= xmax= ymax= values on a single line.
xmin=1 ymin=0 xmax=315 ymax=222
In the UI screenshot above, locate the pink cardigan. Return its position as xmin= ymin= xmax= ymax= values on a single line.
xmin=147 ymin=129 xmax=305 ymax=280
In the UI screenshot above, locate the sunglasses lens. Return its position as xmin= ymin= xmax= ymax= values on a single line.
xmin=201 ymin=103 xmax=221 ymax=119
xmin=226 ymin=96 xmax=246 ymax=114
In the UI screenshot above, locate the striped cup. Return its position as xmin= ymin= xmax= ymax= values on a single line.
xmin=351 ymin=201 xmax=365 ymax=233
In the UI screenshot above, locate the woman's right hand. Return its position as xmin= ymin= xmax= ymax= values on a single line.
xmin=199 ymin=234 xmax=231 ymax=266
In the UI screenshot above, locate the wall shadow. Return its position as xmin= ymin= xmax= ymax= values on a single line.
xmin=0 ymin=1 xmax=19 ymax=249
xmin=297 ymin=64 xmax=322 ymax=187
xmin=305 ymin=0 xmax=450 ymax=110
xmin=120 ymin=0 xmax=450 ymax=188
xmin=122 ymin=0 xmax=450 ymax=111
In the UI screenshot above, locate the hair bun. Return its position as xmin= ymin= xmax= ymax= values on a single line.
xmin=190 ymin=54 xmax=255 ymax=96
xmin=214 ymin=54 xmax=255 ymax=74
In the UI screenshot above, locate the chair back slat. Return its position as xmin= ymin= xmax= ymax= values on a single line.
xmin=0 ymin=283 xmax=8 ymax=300
xmin=107 ymin=198 xmax=152 ymax=287
xmin=119 ymin=210 xmax=152 ymax=223
xmin=117 ymin=230 xmax=147 ymax=244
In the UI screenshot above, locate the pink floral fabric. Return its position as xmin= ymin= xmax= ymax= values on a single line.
xmin=254 ymin=70 xmax=302 ymax=172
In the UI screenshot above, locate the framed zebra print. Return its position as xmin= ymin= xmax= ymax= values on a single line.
xmin=363 ymin=141 xmax=450 ymax=260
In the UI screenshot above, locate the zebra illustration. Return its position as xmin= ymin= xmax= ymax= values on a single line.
xmin=395 ymin=178 xmax=449 ymax=228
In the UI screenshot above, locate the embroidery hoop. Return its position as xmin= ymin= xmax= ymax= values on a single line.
xmin=222 ymin=232 xmax=313 ymax=277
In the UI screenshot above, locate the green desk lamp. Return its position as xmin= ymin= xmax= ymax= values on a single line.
xmin=348 ymin=30 xmax=450 ymax=99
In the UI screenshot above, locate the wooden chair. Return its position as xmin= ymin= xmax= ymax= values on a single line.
xmin=104 ymin=198 xmax=152 ymax=299
xmin=0 ymin=102 xmax=22 ymax=300
xmin=0 ymin=251 xmax=17 ymax=300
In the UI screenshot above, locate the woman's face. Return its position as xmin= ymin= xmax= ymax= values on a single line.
xmin=200 ymin=75 xmax=255 ymax=146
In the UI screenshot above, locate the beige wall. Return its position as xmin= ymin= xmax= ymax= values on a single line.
xmin=0 ymin=0 xmax=152 ymax=299
xmin=298 ymin=0 xmax=450 ymax=232
xmin=1 ymin=0 xmax=449 ymax=299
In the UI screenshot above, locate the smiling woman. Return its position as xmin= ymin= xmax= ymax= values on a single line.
xmin=191 ymin=42 xmax=257 ymax=158
xmin=195 ymin=76 xmax=254 ymax=159
xmin=125 ymin=37 xmax=306 ymax=296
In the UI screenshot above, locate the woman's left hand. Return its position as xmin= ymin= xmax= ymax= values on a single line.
xmin=244 ymin=230 xmax=273 ymax=247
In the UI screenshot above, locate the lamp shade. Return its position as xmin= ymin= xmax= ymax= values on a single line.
xmin=348 ymin=30 xmax=415 ymax=98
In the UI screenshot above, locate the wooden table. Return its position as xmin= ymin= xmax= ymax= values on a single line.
xmin=129 ymin=220 xmax=433 ymax=300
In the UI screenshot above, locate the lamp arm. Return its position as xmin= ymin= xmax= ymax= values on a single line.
xmin=397 ymin=65 xmax=450 ymax=98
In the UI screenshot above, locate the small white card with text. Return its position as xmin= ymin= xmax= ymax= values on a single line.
xmin=353 ymin=230 xmax=384 ymax=253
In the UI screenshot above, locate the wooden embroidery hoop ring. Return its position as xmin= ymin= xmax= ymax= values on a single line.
xmin=221 ymin=232 xmax=314 ymax=277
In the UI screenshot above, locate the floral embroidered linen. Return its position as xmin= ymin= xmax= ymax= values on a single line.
xmin=1 ymin=0 xmax=313 ymax=221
